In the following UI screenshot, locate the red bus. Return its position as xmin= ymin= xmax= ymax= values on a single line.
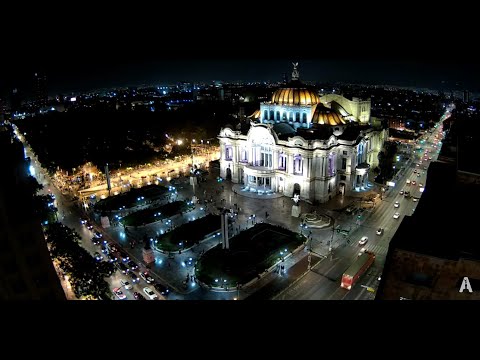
xmin=341 ymin=251 xmax=375 ymax=290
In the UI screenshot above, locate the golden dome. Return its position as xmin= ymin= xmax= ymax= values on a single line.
xmin=311 ymin=104 xmax=346 ymax=126
xmin=248 ymin=109 xmax=261 ymax=119
xmin=271 ymin=86 xmax=320 ymax=106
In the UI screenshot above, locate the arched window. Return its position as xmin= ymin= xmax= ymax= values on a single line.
xmin=276 ymin=111 xmax=280 ymax=121
xmin=302 ymin=113 xmax=307 ymax=123
xmin=269 ymin=110 xmax=274 ymax=121
xmin=289 ymin=112 xmax=294 ymax=121
xmin=294 ymin=155 xmax=303 ymax=175
xmin=278 ymin=152 xmax=287 ymax=170
xmin=263 ymin=110 xmax=268 ymax=121
xmin=283 ymin=112 xmax=287 ymax=121
xmin=295 ymin=112 xmax=300 ymax=122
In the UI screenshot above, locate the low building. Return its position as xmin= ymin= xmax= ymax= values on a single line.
xmin=0 ymin=124 xmax=65 ymax=300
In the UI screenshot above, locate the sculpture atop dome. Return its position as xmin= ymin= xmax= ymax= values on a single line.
xmin=292 ymin=62 xmax=299 ymax=81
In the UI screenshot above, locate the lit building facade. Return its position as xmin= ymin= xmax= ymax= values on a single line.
xmin=218 ymin=64 xmax=386 ymax=203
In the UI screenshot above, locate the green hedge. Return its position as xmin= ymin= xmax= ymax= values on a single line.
xmin=196 ymin=223 xmax=304 ymax=287
xmin=154 ymin=214 xmax=220 ymax=252
xmin=121 ymin=200 xmax=195 ymax=227
xmin=94 ymin=184 xmax=169 ymax=212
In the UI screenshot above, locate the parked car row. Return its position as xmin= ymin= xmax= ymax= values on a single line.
xmin=82 ymin=218 xmax=170 ymax=300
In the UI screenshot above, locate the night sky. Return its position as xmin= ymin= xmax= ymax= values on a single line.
xmin=2 ymin=5 xmax=479 ymax=98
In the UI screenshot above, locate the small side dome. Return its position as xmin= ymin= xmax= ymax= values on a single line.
xmin=311 ymin=104 xmax=346 ymax=126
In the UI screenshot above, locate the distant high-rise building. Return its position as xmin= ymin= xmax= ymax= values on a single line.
xmin=0 ymin=97 xmax=6 ymax=121
xmin=34 ymin=72 xmax=47 ymax=109
xmin=463 ymin=90 xmax=470 ymax=103
xmin=10 ymin=88 xmax=22 ymax=114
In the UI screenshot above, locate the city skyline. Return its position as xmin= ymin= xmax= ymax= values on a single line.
xmin=2 ymin=58 xmax=480 ymax=98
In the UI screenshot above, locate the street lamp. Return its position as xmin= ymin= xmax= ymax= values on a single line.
xmin=300 ymin=222 xmax=307 ymax=236
xmin=329 ymin=218 xmax=335 ymax=254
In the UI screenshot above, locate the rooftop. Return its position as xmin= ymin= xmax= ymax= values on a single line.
xmin=388 ymin=161 xmax=480 ymax=261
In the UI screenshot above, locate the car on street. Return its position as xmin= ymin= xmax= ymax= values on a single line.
xmin=140 ymin=271 xmax=155 ymax=284
xmin=94 ymin=252 xmax=103 ymax=261
xmin=394 ymin=201 xmax=400 ymax=208
xmin=393 ymin=212 xmax=400 ymax=219
xmin=411 ymin=180 xmax=416 ymax=186
xmin=106 ymin=242 xmax=118 ymax=253
xmin=94 ymin=231 xmax=103 ymax=238
xmin=153 ymin=283 xmax=170 ymax=296
xmin=107 ymin=253 xmax=118 ymax=263
xmin=143 ymin=287 xmax=158 ymax=300
xmin=118 ymin=250 xmax=130 ymax=263
xmin=101 ymin=245 xmax=108 ymax=254
xmin=129 ymin=272 xmax=140 ymax=283
xmin=86 ymin=222 xmax=94 ymax=230
xmin=80 ymin=218 xmax=87 ymax=225
xmin=115 ymin=262 xmax=130 ymax=274
xmin=91 ymin=237 xmax=100 ymax=246
xmin=134 ymin=292 xmax=146 ymax=300
xmin=120 ymin=279 xmax=133 ymax=290
xmin=399 ymin=190 xmax=404 ymax=195
xmin=406 ymin=179 xmax=411 ymax=184
xmin=359 ymin=236 xmax=368 ymax=245
xmin=127 ymin=260 xmax=138 ymax=270
xmin=419 ymin=183 xmax=423 ymax=187
xmin=376 ymin=228 xmax=384 ymax=235
xmin=113 ymin=287 xmax=127 ymax=300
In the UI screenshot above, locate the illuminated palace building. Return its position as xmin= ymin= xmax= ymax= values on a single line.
xmin=218 ymin=64 xmax=387 ymax=203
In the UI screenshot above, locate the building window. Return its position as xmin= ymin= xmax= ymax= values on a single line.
xmin=328 ymin=153 xmax=335 ymax=176
xmin=269 ymin=110 xmax=274 ymax=120
xmin=342 ymin=158 xmax=347 ymax=170
xmin=260 ymin=145 xmax=272 ymax=168
xmin=289 ymin=112 xmax=294 ymax=121
xmin=343 ymin=150 xmax=348 ymax=155
xmin=278 ymin=153 xmax=286 ymax=170
xmin=302 ymin=113 xmax=307 ymax=123
xmin=263 ymin=110 xmax=268 ymax=121
xmin=225 ymin=146 xmax=233 ymax=161
xmin=276 ymin=111 xmax=280 ymax=121
xmin=241 ymin=148 xmax=248 ymax=163
xmin=340 ymin=175 xmax=346 ymax=180
xmin=283 ymin=112 xmax=287 ymax=121
xmin=294 ymin=155 xmax=303 ymax=175
xmin=295 ymin=112 xmax=300 ymax=122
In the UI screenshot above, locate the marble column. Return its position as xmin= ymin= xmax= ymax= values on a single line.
xmin=288 ymin=154 xmax=294 ymax=174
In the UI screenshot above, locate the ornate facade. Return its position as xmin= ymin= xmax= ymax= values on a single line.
xmin=218 ymin=64 xmax=386 ymax=203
